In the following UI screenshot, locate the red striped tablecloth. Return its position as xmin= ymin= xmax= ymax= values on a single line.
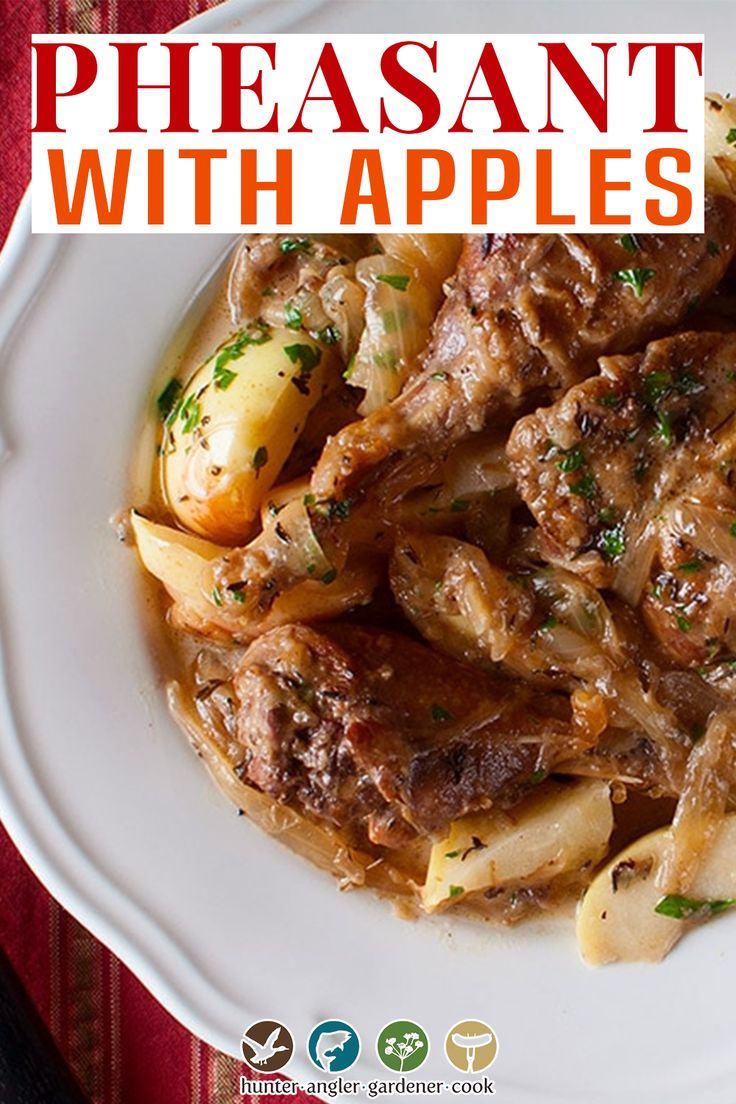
xmin=0 ymin=3 xmax=321 ymax=1101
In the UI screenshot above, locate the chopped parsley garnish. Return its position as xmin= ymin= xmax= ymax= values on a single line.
xmin=678 ymin=560 xmax=703 ymax=574
xmin=618 ymin=233 xmax=642 ymax=254
xmin=216 ymin=324 xmax=271 ymax=362
xmin=180 ymin=393 xmax=202 ymax=434
xmin=329 ymin=498 xmax=352 ymax=520
xmin=530 ymin=768 xmax=546 ymax=784
xmin=538 ymin=615 xmax=559 ymax=633
xmin=597 ymin=391 xmax=623 ymax=408
xmin=284 ymin=343 xmax=322 ymax=371
xmin=280 ymin=237 xmax=312 ymax=254
xmin=307 ymin=495 xmax=352 ymax=522
xmin=211 ymin=587 xmax=223 ymax=607
xmin=283 ymin=301 xmax=303 ymax=330
xmin=431 ymin=704 xmax=452 ymax=722
xmin=213 ymin=363 xmax=237 ymax=390
xmin=643 ymin=370 xmax=672 ymax=404
xmin=707 ymin=239 xmax=721 ymax=257
xmin=315 ymin=325 xmax=341 ymax=345
xmin=209 ymin=326 xmax=272 ymax=391
xmin=676 ymin=613 xmax=691 ymax=633
xmin=598 ymin=522 xmax=626 ymax=560
xmin=568 ymin=472 xmax=597 ymax=499
xmin=252 ymin=445 xmax=268 ymax=472
xmin=653 ymin=408 xmax=673 ymax=446
xmin=675 ymin=372 xmax=704 ymax=395
xmin=284 ymin=342 xmax=322 ymax=395
xmin=557 ymin=445 xmax=586 ymax=473
xmin=445 ymin=849 xmax=462 ymax=859
xmin=655 ymin=894 xmax=736 ymax=919
xmin=343 ymin=355 xmax=356 ymax=381
xmin=450 ymin=498 xmax=470 ymax=513
xmin=612 ymin=267 xmax=656 ymax=297
xmin=448 ymin=885 xmax=464 ymax=898
xmin=321 ymin=568 xmax=338 ymax=585
xmin=730 ymin=520 xmax=736 ymax=537
xmin=376 ymin=273 xmax=410 ymax=292
xmin=157 ymin=378 xmax=182 ymax=421
xmin=727 ymin=129 xmax=736 ymax=146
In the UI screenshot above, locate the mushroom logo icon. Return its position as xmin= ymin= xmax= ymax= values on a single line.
xmin=444 ymin=1020 xmax=498 ymax=1074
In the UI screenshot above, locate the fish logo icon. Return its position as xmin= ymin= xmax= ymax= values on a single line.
xmin=307 ymin=1020 xmax=361 ymax=1073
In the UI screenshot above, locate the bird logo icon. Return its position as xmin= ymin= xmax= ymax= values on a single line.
xmin=241 ymin=1020 xmax=294 ymax=1072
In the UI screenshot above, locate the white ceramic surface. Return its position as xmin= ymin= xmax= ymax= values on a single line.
xmin=2 ymin=3 xmax=736 ymax=1101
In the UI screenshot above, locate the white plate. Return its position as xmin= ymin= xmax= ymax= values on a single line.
xmin=2 ymin=3 xmax=736 ymax=1101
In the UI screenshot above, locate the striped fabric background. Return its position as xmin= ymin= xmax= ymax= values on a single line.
xmin=0 ymin=2 xmax=322 ymax=1101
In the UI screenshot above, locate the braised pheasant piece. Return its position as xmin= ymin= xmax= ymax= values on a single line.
xmin=389 ymin=532 xmax=691 ymax=787
xmin=233 ymin=623 xmax=601 ymax=847
xmin=506 ymin=331 xmax=736 ymax=667
xmin=186 ymin=212 xmax=736 ymax=631
xmin=313 ymin=198 xmax=736 ymax=505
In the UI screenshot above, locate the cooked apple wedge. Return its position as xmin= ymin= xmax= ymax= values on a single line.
xmin=130 ymin=512 xmax=227 ymax=604
xmin=422 ymin=779 xmax=613 ymax=911
xmin=705 ymin=93 xmax=736 ymax=199
xmin=577 ymin=816 xmax=736 ymax=965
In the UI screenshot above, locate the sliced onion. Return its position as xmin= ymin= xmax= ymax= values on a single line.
xmin=375 ymin=234 xmax=462 ymax=300
xmin=608 ymin=670 xmax=689 ymax=775
xmin=665 ymin=500 xmax=736 ymax=572
xmin=346 ymin=255 xmax=435 ymax=413
xmin=613 ymin=518 xmax=659 ymax=606
xmin=320 ymin=267 xmax=366 ymax=362
xmin=660 ymin=709 xmax=736 ymax=893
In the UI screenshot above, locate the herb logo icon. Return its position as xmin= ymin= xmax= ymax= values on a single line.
xmin=377 ymin=1021 xmax=429 ymax=1073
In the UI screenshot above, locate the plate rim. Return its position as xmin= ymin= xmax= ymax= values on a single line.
xmin=4 ymin=6 xmax=736 ymax=1102
xmin=0 ymin=0 xmax=334 ymax=1064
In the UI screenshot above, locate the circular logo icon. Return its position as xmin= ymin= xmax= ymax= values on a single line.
xmin=444 ymin=1020 xmax=498 ymax=1073
xmin=307 ymin=1019 xmax=361 ymax=1072
xmin=377 ymin=1020 xmax=429 ymax=1073
xmin=240 ymin=1019 xmax=294 ymax=1073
